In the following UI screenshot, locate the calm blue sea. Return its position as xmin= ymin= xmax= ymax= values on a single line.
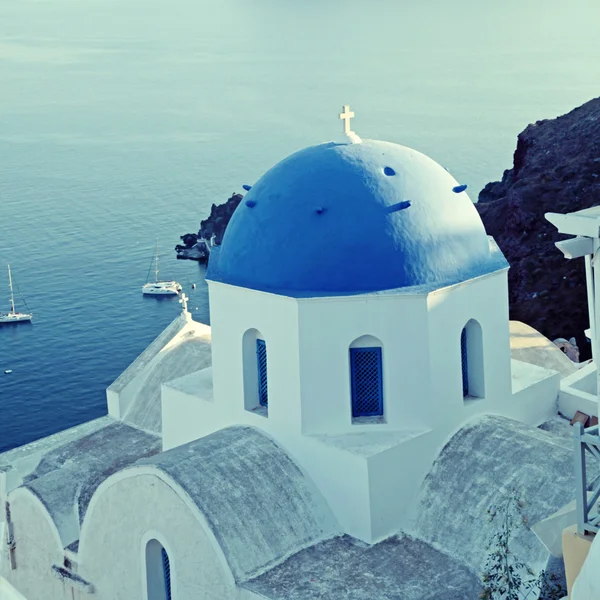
xmin=1 ymin=0 xmax=599 ymax=452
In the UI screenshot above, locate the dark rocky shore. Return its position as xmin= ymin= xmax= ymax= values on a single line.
xmin=477 ymin=97 xmax=600 ymax=358
xmin=175 ymin=193 xmax=243 ymax=261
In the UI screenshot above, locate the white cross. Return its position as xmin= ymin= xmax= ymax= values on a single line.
xmin=179 ymin=292 xmax=189 ymax=313
xmin=339 ymin=105 xmax=355 ymax=135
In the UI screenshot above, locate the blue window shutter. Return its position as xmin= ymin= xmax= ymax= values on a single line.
xmin=461 ymin=328 xmax=469 ymax=397
xmin=161 ymin=548 xmax=172 ymax=600
xmin=256 ymin=339 xmax=268 ymax=406
xmin=350 ymin=347 xmax=383 ymax=417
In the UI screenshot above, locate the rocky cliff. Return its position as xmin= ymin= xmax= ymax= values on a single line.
xmin=477 ymin=97 xmax=600 ymax=358
xmin=176 ymin=193 xmax=243 ymax=261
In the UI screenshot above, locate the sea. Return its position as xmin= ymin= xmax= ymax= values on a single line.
xmin=1 ymin=0 xmax=599 ymax=452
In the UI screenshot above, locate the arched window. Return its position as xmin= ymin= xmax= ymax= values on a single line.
xmin=349 ymin=336 xmax=384 ymax=419
xmin=461 ymin=319 xmax=485 ymax=400
xmin=146 ymin=540 xmax=172 ymax=600
xmin=461 ymin=328 xmax=469 ymax=396
xmin=256 ymin=339 xmax=269 ymax=406
xmin=242 ymin=329 xmax=268 ymax=415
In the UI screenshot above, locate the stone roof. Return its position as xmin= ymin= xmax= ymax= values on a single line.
xmin=135 ymin=426 xmax=339 ymax=581
xmin=22 ymin=421 xmax=161 ymax=547
xmin=107 ymin=314 xmax=190 ymax=394
xmin=412 ymin=415 xmax=576 ymax=575
xmin=108 ymin=312 xmax=212 ymax=435
xmin=243 ymin=534 xmax=482 ymax=600
xmin=123 ymin=337 xmax=211 ymax=433
xmin=0 ymin=416 xmax=114 ymax=471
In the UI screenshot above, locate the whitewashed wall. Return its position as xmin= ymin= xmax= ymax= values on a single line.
xmin=208 ymin=282 xmax=302 ymax=435
xmin=426 ymin=270 xmax=512 ymax=426
xmin=296 ymin=293 xmax=431 ymax=433
xmin=78 ymin=469 xmax=236 ymax=600
xmin=0 ymin=488 xmax=67 ymax=600
xmin=163 ymin=271 xmax=559 ymax=544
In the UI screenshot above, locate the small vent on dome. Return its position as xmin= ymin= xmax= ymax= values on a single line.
xmin=315 ymin=207 xmax=326 ymax=215
xmin=386 ymin=200 xmax=411 ymax=214
xmin=246 ymin=200 xmax=257 ymax=208
xmin=383 ymin=166 xmax=396 ymax=176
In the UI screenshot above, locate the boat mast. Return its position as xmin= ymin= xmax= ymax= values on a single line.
xmin=154 ymin=240 xmax=159 ymax=283
xmin=7 ymin=264 xmax=15 ymax=314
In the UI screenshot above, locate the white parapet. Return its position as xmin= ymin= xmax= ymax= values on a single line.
xmin=558 ymin=362 xmax=598 ymax=419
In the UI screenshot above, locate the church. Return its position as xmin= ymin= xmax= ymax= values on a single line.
xmin=0 ymin=107 xmax=594 ymax=599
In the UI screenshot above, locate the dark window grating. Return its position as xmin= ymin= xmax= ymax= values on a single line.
xmin=461 ymin=328 xmax=469 ymax=397
xmin=350 ymin=347 xmax=383 ymax=417
xmin=161 ymin=547 xmax=172 ymax=600
xmin=257 ymin=339 xmax=268 ymax=406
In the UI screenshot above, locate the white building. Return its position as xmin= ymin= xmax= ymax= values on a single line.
xmin=0 ymin=109 xmax=586 ymax=599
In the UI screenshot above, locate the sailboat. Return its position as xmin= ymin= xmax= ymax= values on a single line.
xmin=0 ymin=265 xmax=32 ymax=324
xmin=142 ymin=241 xmax=182 ymax=296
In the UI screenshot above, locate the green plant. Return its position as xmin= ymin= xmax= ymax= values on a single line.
xmin=480 ymin=489 xmax=565 ymax=600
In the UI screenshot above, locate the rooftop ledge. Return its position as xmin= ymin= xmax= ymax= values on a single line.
xmin=511 ymin=358 xmax=559 ymax=395
xmin=162 ymin=367 xmax=213 ymax=403
xmin=308 ymin=428 xmax=431 ymax=458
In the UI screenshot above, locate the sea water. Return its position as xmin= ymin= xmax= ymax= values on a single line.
xmin=1 ymin=0 xmax=599 ymax=451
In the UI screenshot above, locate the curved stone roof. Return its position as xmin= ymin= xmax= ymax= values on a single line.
xmin=123 ymin=337 xmax=211 ymax=433
xmin=135 ymin=426 xmax=338 ymax=581
xmin=208 ymin=140 xmax=503 ymax=296
xmin=412 ymin=415 xmax=574 ymax=575
xmin=244 ymin=534 xmax=482 ymax=600
xmin=21 ymin=421 xmax=161 ymax=547
xmin=108 ymin=313 xmax=212 ymax=435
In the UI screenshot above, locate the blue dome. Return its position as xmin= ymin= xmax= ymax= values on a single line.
xmin=208 ymin=140 xmax=498 ymax=296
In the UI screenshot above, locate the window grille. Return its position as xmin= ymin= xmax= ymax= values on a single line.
xmin=256 ymin=339 xmax=268 ymax=406
xmin=350 ymin=347 xmax=383 ymax=417
xmin=161 ymin=548 xmax=172 ymax=600
xmin=461 ymin=328 xmax=469 ymax=396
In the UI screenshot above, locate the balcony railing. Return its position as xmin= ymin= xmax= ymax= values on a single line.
xmin=574 ymin=422 xmax=600 ymax=534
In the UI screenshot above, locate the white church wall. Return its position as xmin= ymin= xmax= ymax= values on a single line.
xmin=163 ymin=267 xmax=560 ymax=545
xmin=288 ymin=434 xmax=372 ymax=541
xmin=296 ymin=293 xmax=431 ymax=435
xmin=162 ymin=368 xmax=221 ymax=450
xmin=507 ymin=359 xmax=560 ymax=425
xmin=164 ymin=282 xmax=305 ymax=451
xmin=426 ymin=271 xmax=512 ymax=430
xmin=207 ymin=282 xmax=302 ymax=429
xmin=79 ymin=469 xmax=236 ymax=600
xmin=162 ymin=372 xmax=377 ymax=541
xmin=1 ymin=488 xmax=67 ymax=600
xmin=162 ymin=382 xmax=223 ymax=450
xmin=367 ymin=431 xmax=437 ymax=540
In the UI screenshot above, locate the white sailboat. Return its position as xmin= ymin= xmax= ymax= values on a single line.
xmin=142 ymin=241 xmax=182 ymax=296
xmin=0 ymin=265 xmax=32 ymax=324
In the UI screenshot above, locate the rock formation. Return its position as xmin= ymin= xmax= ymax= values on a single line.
xmin=477 ymin=97 xmax=600 ymax=359
xmin=176 ymin=193 xmax=243 ymax=262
